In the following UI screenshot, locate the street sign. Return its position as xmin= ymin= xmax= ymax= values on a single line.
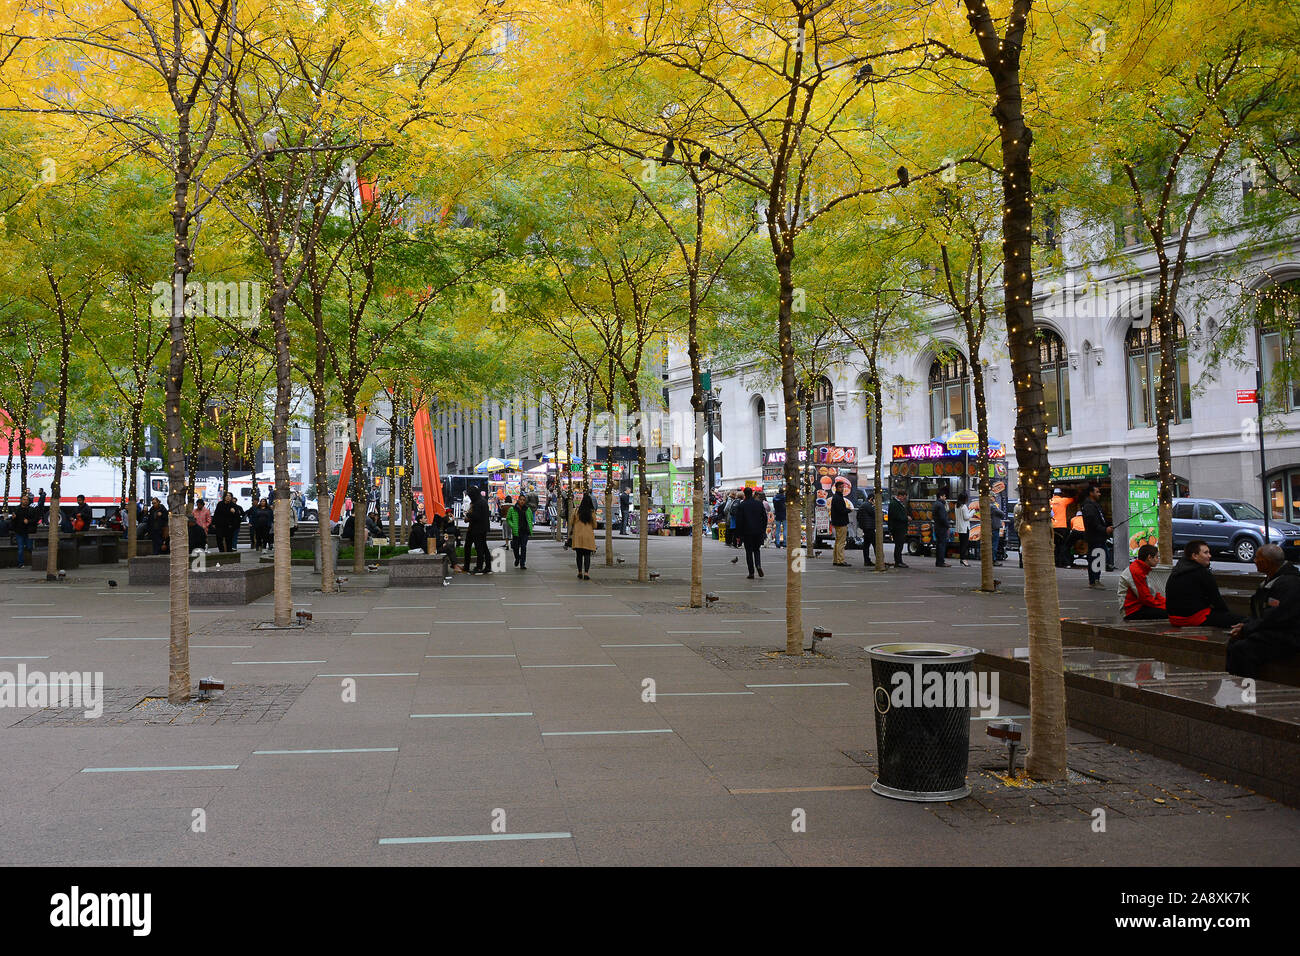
xmin=1237 ymin=389 xmax=1258 ymax=404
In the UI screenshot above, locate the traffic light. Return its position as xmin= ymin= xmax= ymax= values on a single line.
xmin=498 ymin=418 xmax=507 ymax=444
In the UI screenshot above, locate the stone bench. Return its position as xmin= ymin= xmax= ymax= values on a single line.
xmin=25 ymin=538 xmax=79 ymax=570
xmin=1062 ymin=618 xmax=1300 ymax=688
xmin=977 ymin=646 xmax=1300 ymax=806
xmin=387 ymin=553 xmax=451 ymax=586
xmin=190 ymin=565 xmax=274 ymax=605
xmin=128 ymin=552 xmax=241 ymax=585
xmin=76 ymin=533 xmax=121 ymax=564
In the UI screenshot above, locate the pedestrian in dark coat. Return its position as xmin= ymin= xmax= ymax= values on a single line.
xmin=932 ymin=489 xmax=951 ymax=567
xmin=739 ymin=486 xmax=768 ymax=579
xmin=12 ymin=493 xmax=38 ymax=568
xmin=1080 ymin=482 xmax=1112 ymax=588
xmin=857 ymin=495 xmax=877 ymax=567
xmin=888 ymin=492 xmax=910 ymax=568
xmin=146 ymin=499 xmax=168 ymax=555
xmin=463 ymin=487 xmax=491 ymax=573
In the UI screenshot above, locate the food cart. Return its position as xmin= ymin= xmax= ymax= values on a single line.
xmin=762 ymin=444 xmax=860 ymax=545
xmin=888 ymin=432 xmax=1008 ymax=556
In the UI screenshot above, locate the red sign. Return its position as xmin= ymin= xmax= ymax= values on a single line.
xmin=1237 ymin=389 xmax=1258 ymax=404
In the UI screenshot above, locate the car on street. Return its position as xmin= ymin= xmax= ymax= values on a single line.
xmin=1171 ymin=497 xmax=1300 ymax=562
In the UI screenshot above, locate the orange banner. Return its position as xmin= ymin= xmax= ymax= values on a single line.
xmin=329 ymin=413 xmax=366 ymax=524
xmin=414 ymin=406 xmax=446 ymax=518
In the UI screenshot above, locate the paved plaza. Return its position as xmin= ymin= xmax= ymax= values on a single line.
xmin=1 ymin=536 xmax=1296 ymax=866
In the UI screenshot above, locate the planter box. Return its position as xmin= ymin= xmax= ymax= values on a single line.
xmin=388 ymin=553 xmax=451 ymax=586
xmin=191 ymin=565 xmax=275 ymax=605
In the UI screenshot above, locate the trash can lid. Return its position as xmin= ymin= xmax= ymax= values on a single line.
xmin=865 ymin=642 xmax=979 ymax=663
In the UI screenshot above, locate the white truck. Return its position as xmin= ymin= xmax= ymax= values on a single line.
xmin=1 ymin=456 xmax=169 ymax=515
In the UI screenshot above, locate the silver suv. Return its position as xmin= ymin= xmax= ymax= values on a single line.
xmin=1170 ymin=497 xmax=1300 ymax=563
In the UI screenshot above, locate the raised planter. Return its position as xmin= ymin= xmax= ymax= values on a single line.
xmin=978 ymin=646 xmax=1300 ymax=806
xmin=190 ymin=565 xmax=275 ymax=605
xmin=388 ymin=553 xmax=451 ymax=586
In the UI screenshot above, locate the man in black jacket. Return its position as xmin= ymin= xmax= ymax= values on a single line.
xmin=888 ymin=491 xmax=910 ymax=568
xmin=830 ymin=487 xmax=850 ymax=566
xmin=1227 ymin=544 xmax=1300 ymax=677
xmin=857 ymin=494 xmax=877 ymax=567
xmin=12 ymin=492 xmax=39 ymax=568
xmin=932 ymin=489 xmax=952 ymax=567
xmin=1080 ymin=483 xmax=1112 ymax=589
xmin=1166 ymin=539 xmax=1245 ymax=629
xmin=772 ymin=490 xmax=787 ymax=547
xmin=738 ymin=486 xmax=768 ymax=579
xmin=463 ymin=486 xmax=491 ymax=574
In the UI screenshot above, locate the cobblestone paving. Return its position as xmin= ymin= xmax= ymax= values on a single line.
xmin=843 ymin=742 xmax=1281 ymax=826
xmin=8 ymin=683 xmax=308 ymax=727
xmin=699 ymin=644 xmax=875 ymax=670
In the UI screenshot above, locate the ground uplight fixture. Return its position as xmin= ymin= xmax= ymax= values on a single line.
xmin=649 ymin=570 xmax=660 ymax=580
xmin=809 ymin=626 xmax=832 ymax=653
xmin=705 ymin=592 xmax=719 ymax=605
xmin=296 ymin=610 xmax=313 ymax=624
xmin=987 ymin=720 xmax=1024 ymax=776
xmin=198 ymin=676 xmax=225 ymax=700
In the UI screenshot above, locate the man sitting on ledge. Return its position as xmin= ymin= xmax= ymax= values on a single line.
xmin=1165 ymin=539 xmax=1246 ymax=629
xmin=1118 ymin=544 xmax=1167 ymax=621
xmin=1227 ymin=543 xmax=1300 ymax=678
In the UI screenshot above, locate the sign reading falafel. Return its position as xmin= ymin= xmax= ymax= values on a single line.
xmin=1127 ymin=479 xmax=1159 ymax=559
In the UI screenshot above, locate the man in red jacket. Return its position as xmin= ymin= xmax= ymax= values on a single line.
xmin=1121 ymin=544 xmax=1167 ymax=620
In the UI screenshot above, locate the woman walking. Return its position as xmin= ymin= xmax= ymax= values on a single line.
xmin=507 ymin=495 xmax=534 ymax=569
xmin=955 ymin=492 xmax=973 ymax=567
xmin=571 ymin=491 xmax=597 ymax=580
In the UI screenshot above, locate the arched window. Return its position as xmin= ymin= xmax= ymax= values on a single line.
xmin=805 ymin=376 xmax=835 ymax=445
xmin=929 ymin=353 xmax=969 ymax=435
xmin=1126 ymin=318 xmax=1192 ymax=428
xmin=1038 ymin=330 xmax=1071 ymax=436
xmin=856 ymin=373 xmax=877 ymax=454
xmin=1258 ymin=279 xmax=1300 ymax=412
xmin=752 ymin=396 xmax=767 ymax=465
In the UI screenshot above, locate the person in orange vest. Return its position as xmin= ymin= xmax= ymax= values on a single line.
xmin=1050 ymin=488 xmax=1070 ymax=567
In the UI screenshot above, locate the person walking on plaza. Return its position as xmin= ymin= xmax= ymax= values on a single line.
xmin=955 ymin=492 xmax=972 ymax=566
xmin=932 ymin=488 xmax=952 ymax=567
xmin=1166 ymin=540 xmax=1245 ymax=629
xmin=772 ymin=488 xmax=786 ymax=548
xmin=507 ymin=494 xmax=534 ymax=569
xmin=1081 ymin=482 xmax=1112 ymax=589
xmin=739 ymin=486 xmax=767 ymax=578
xmin=830 ymin=485 xmax=850 ymax=566
xmin=193 ymin=498 xmax=212 ymax=549
xmin=463 ymin=486 xmax=491 ymax=574
xmin=12 ymin=491 xmax=37 ymax=568
xmin=619 ymin=487 xmax=631 ymax=536
xmin=146 ymin=498 xmax=168 ymax=555
xmin=990 ymin=499 xmax=1007 ymax=566
xmin=1227 ymin=543 xmax=1300 ymax=678
xmin=250 ymin=498 xmax=274 ymax=552
xmin=36 ymin=487 xmax=47 ymax=524
xmin=1119 ymin=544 xmax=1167 ymax=621
xmin=500 ymin=494 xmax=513 ymax=551
xmin=888 ymin=490 xmax=910 ymax=568
xmin=857 ymin=493 xmax=876 ymax=567
xmin=758 ymin=490 xmax=773 ymax=545
xmin=571 ymin=491 xmax=597 ymax=579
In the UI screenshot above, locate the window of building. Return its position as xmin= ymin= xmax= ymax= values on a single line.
xmin=753 ymin=396 xmax=767 ymax=465
xmin=929 ymin=353 xmax=969 ymax=435
xmin=1038 ymin=330 xmax=1072 ymax=436
xmin=804 ymin=376 xmax=834 ymax=445
xmin=855 ymin=373 xmax=877 ymax=454
xmin=1126 ymin=318 xmax=1192 ymax=428
xmin=1258 ymin=279 xmax=1300 ymax=412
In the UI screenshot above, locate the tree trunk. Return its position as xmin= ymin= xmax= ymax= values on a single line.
xmin=44 ymin=313 xmax=70 ymax=581
xmin=971 ymin=358 xmax=995 ymax=591
xmin=687 ymin=313 xmax=705 ymax=608
xmin=313 ymin=388 xmax=335 ymax=593
xmin=18 ymin=424 xmax=28 ymax=498
xmin=269 ymin=277 xmax=293 ymax=627
xmin=872 ymin=368 xmax=886 ymax=572
xmin=165 ymin=255 xmax=191 ymax=703
xmin=347 ymin=402 xmax=367 ymax=574
xmin=964 ymin=0 xmax=1066 ymax=778
xmin=604 ymin=451 xmax=615 ymax=566
xmin=803 ymin=395 xmax=815 ymax=561
xmin=1154 ymin=289 xmax=1176 ymax=565
xmin=777 ymin=254 xmax=803 ymax=655
xmin=126 ymin=412 xmax=141 ymax=559
xmin=632 ymin=391 xmax=649 ymax=582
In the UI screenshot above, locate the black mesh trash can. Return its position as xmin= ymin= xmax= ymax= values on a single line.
xmin=866 ymin=642 xmax=979 ymax=802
